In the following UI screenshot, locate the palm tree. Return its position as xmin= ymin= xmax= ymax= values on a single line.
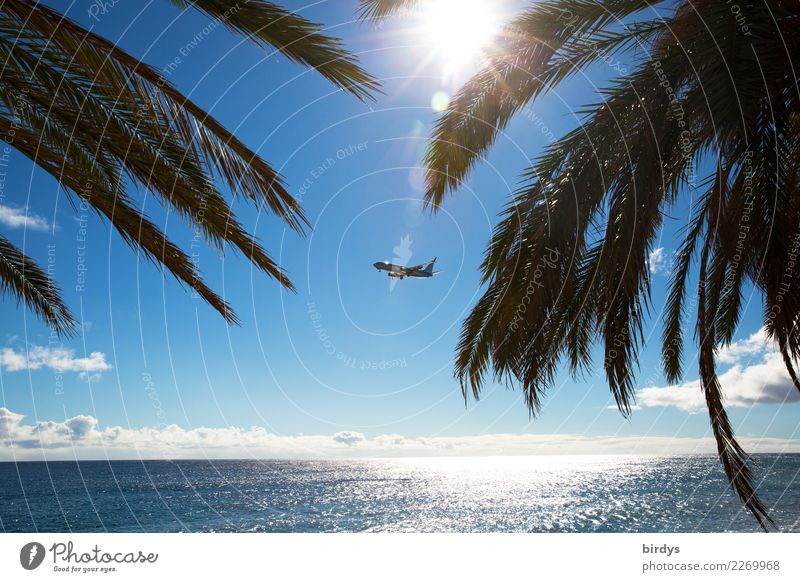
xmin=1 ymin=0 xmax=378 ymax=331
xmin=361 ymin=0 xmax=800 ymax=529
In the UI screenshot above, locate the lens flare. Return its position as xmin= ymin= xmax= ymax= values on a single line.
xmin=421 ymin=0 xmax=500 ymax=67
xmin=431 ymin=90 xmax=450 ymax=112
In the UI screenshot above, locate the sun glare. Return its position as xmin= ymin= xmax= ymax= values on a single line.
xmin=420 ymin=0 xmax=501 ymax=67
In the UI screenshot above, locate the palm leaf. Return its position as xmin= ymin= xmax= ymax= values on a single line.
xmin=171 ymin=0 xmax=380 ymax=101
xmin=1 ymin=0 xmax=379 ymax=326
xmin=0 ymin=235 xmax=77 ymax=335
xmin=378 ymin=0 xmax=800 ymax=529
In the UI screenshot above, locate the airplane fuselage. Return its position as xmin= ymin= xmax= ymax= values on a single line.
xmin=373 ymin=261 xmax=437 ymax=279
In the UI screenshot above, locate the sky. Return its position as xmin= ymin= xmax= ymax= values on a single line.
xmin=1 ymin=0 xmax=798 ymax=460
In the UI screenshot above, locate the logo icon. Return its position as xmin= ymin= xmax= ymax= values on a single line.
xmin=20 ymin=542 xmax=45 ymax=570
xmin=390 ymin=234 xmax=413 ymax=292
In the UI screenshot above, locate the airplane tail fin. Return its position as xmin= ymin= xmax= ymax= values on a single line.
xmin=423 ymin=258 xmax=436 ymax=274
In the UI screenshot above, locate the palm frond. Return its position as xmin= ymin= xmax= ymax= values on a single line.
xmin=358 ymin=0 xmax=422 ymax=21
xmin=0 ymin=114 xmax=242 ymax=323
xmin=697 ymin=226 xmax=774 ymax=531
xmin=171 ymin=0 xmax=380 ymax=101
xmin=5 ymin=0 xmax=307 ymax=233
xmin=1 ymin=0 xmax=375 ymax=326
xmin=440 ymin=0 xmax=800 ymax=529
xmin=0 ymin=235 xmax=77 ymax=335
xmin=421 ymin=0 xmax=661 ymax=207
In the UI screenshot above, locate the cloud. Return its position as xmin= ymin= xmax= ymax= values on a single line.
xmin=0 ymin=407 xmax=797 ymax=461
xmin=0 ymin=346 xmax=111 ymax=375
xmin=65 ymin=415 xmax=98 ymax=438
xmin=332 ymin=431 xmax=366 ymax=446
xmin=636 ymin=328 xmax=800 ymax=411
xmin=0 ymin=205 xmax=50 ymax=231
xmin=648 ymin=247 xmax=668 ymax=274
xmin=0 ymin=407 xmax=24 ymax=437
xmin=717 ymin=328 xmax=770 ymax=364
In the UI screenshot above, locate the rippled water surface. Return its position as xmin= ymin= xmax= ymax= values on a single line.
xmin=1 ymin=455 xmax=799 ymax=532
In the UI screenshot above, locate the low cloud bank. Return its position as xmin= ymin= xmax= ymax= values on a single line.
xmin=1 ymin=407 xmax=797 ymax=461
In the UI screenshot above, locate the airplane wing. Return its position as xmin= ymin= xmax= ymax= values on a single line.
xmin=404 ymin=259 xmax=435 ymax=273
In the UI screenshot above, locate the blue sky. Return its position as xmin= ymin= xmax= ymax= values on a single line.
xmin=1 ymin=0 xmax=798 ymax=459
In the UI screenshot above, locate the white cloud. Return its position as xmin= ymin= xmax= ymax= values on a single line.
xmin=0 ymin=205 xmax=50 ymax=231
xmin=332 ymin=431 xmax=366 ymax=446
xmin=0 ymin=346 xmax=111 ymax=375
xmin=717 ymin=328 xmax=770 ymax=364
xmin=0 ymin=407 xmax=23 ymax=435
xmin=636 ymin=328 xmax=800 ymax=411
xmin=648 ymin=247 xmax=667 ymax=274
xmin=0 ymin=407 xmax=797 ymax=461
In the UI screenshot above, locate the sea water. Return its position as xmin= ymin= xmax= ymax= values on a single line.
xmin=1 ymin=455 xmax=798 ymax=532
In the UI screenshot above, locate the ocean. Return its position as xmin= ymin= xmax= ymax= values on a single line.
xmin=1 ymin=455 xmax=799 ymax=532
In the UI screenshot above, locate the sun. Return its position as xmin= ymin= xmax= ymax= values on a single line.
xmin=420 ymin=0 xmax=501 ymax=67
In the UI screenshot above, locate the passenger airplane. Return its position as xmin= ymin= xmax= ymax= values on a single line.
xmin=373 ymin=258 xmax=440 ymax=279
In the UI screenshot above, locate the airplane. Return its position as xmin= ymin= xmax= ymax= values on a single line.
xmin=373 ymin=257 xmax=440 ymax=279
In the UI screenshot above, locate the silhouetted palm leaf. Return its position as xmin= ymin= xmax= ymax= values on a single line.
xmin=0 ymin=235 xmax=76 ymax=334
xmin=362 ymin=0 xmax=800 ymax=529
xmin=1 ymin=0 xmax=378 ymax=330
xmin=170 ymin=0 xmax=380 ymax=102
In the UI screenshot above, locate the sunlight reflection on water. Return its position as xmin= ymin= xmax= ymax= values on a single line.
xmin=1 ymin=455 xmax=798 ymax=532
